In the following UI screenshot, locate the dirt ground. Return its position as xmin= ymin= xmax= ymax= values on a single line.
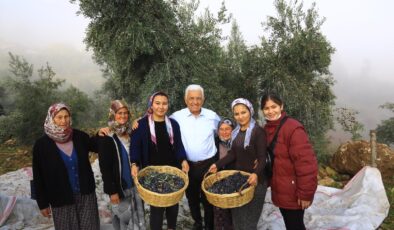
xmin=0 ymin=145 xmax=32 ymax=175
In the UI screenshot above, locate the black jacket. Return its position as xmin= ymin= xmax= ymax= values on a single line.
xmin=32 ymin=129 xmax=97 ymax=210
xmin=130 ymin=116 xmax=186 ymax=168
xmin=96 ymin=134 xmax=131 ymax=198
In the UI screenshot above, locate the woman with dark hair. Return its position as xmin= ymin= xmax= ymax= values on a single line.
xmin=130 ymin=91 xmax=189 ymax=230
xmin=97 ymin=100 xmax=146 ymax=230
xmin=260 ymin=93 xmax=318 ymax=230
xmin=213 ymin=117 xmax=235 ymax=230
xmin=32 ymin=103 xmax=100 ymax=230
xmin=208 ymin=98 xmax=267 ymax=230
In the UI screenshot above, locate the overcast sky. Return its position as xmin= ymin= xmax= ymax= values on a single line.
xmin=1 ymin=0 xmax=393 ymax=139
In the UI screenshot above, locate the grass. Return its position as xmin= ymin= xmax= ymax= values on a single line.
xmin=379 ymin=182 xmax=394 ymax=229
xmin=0 ymin=145 xmax=32 ymax=175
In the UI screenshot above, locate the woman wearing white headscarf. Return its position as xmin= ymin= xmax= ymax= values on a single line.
xmin=32 ymin=103 xmax=99 ymax=230
xmin=208 ymin=98 xmax=268 ymax=230
xmin=97 ymin=100 xmax=146 ymax=230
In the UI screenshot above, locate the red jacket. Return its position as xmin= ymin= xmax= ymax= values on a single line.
xmin=264 ymin=112 xmax=318 ymax=209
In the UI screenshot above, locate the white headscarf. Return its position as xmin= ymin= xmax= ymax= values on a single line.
xmin=231 ymin=98 xmax=256 ymax=149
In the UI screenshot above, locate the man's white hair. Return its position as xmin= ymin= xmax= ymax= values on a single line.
xmin=184 ymin=84 xmax=204 ymax=99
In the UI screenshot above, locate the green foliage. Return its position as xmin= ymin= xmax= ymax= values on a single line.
xmin=0 ymin=79 xmax=14 ymax=115
xmin=73 ymin=0 xmax=336 ymax=161
xmin=72 ymin=0 xmax=181 ymax=103
xmin=0 ymin=112 xmax=22 ymax=141
xmin=0 ymin=53 xmax=99 ymax=144
xmin=376 ymin=103 xmax=394 ymax=145
xmin=380 ymin=183 xmax=394 ymax=229
xmin=311 ymin=132 xmax=332 ymax=165
xmin=72 ymin=0 xmax=230 ymax=115
xmin=140 ymin=0 xmax=228 ymax=114
xmin=1 ymin=53 xmax=64 ymax=144
xmin=334 ymin=107 xmax=365 ymax=140
xmin=254 ymin=0 xmax=335 ymax=159
xmin=0 ymin=85 xmax=5 ymax=115
xmin=89 ymin=91 xmax=113 ymax=128
xmin=380 ymin=103 xmax=394 ymax=112
xmin=59 ymin=86 xmax=95 ymax=128
xmin=217 ymin=20 xmax=257 ymax=118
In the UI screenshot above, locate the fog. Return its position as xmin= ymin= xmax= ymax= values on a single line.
xmin=197 ymin=0 xmax=394 ymax=138
xmin=0 ymin=40 xmax=103 ymax=95
xmin=1 ymin=0 xmax=393 ymax=142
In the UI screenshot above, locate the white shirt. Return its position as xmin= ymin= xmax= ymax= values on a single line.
xmin=171 ymin=108 xmax=220 ymax=162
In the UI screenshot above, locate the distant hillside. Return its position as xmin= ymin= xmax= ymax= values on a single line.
xmin=0 ymin=41 xmax=103 ymax=95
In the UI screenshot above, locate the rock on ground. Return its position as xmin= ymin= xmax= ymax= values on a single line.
xmin=330 ymin=140 xmax=394 ymax=182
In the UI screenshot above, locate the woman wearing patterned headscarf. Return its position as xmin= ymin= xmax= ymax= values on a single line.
xmin=96 ymin=100 xmax=146 ymax=230
xmin=32 ymin=103 xmax=100 ymax=230
xmin=208 ymin=98 xmax=268 ymax=230
xmin=130 ymin=91 xmax=189 ymax=230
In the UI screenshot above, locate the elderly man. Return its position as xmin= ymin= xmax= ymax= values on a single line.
xmin=171 ymin=84 xmax=220 ymax=230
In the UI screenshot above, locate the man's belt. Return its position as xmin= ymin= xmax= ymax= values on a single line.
xmin=188 ymin=155 xmax=216 ymax=166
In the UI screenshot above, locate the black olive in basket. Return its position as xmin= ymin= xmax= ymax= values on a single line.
xmin=207 ymin=172 xmax=250 ymax=194
xmin=139 ymin=170 xmax=185 ymax=194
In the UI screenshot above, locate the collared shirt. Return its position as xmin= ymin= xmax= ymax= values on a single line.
xmin=171 ymin=107 xmax=220 ymax=162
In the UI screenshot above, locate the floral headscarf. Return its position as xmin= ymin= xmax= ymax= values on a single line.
xmin=146 ymin=92 xmax=174 ymax=145
xmin=44 ymin=103 xmax=73 ymax=143
xmin=230 ymin=98 xmax=256 ymax=149
xmin=108 ymin=100 xmax=131 ymax=135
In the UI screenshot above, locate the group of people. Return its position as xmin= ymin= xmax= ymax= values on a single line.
xmin=32 ymin=84 xmax=318 ymax=230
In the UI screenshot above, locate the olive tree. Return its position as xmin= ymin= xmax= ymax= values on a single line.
xmin=255 ymin=0 xmax=336 ymax=159
xmin=376 ymin=103 xmax=394 ymax=146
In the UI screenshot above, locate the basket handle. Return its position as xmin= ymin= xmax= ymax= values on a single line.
xmin=203 ymin=171 xmax=212 ymax=181
xmin=238 ymin=181 xmax=249 ymax=196
xmin=133 ymin=175 xmax=139 ymax=185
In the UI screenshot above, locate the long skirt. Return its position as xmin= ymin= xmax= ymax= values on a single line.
xmin=231 ymin=183 xmax=267 ymax=230
xmin=110 ymin=187 xmax=146 ymax=230
xmin=51 ymin=192 xmax=99 ymax=230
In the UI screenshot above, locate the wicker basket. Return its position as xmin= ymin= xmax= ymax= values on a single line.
xmin=134 ymin=165 xmax=189 ymax=207
xmin=201 ymin=170 xmax=255 ymax=209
